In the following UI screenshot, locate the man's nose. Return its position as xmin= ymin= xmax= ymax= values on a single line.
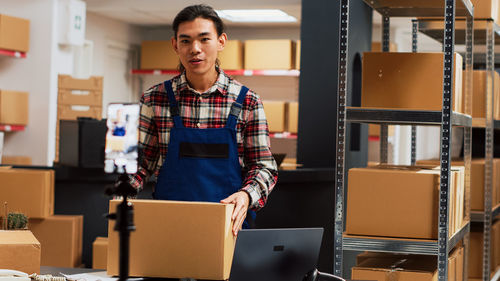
xmin=191 ymin=41 xmax=201 ymax=54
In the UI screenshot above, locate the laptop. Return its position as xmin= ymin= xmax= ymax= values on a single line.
xmin=229 ymin=228 xmax=324 ymax=281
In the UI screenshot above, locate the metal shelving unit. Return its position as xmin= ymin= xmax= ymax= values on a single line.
xmin=420 ymin=18 xmax=500 ymax=281
xmin=334 ymin=1 xmax=473 ymax=280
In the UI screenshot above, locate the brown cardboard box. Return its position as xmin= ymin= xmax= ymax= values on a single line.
xmin=371 ymin=42 xmax=398 ymax=52
xmin=0 ymin=230 xmax=40 ymax=274
xmin=493 ymin=220 xmax=500 ymax=270
xmin=58 ymin=89 xmax=102 ymax=107
xmin=218 ymin=40 xmax=243 ymax=70
xmin=361 ymin=52 xmax=463 ymax=113
xmin=288 ymin=102 xmax=298 ymax=133
xmin=57 ymin=105 xmax=102 ymax=120
xmin=0 ymin=168 xmax=54 ymax=218
xmin=244 ymin=40 xmax=295 ymax=70
xmin=141 ymin=41 xmax=178 ymax=70
xmin=58 ymin=75 xmax=103 ymax=91
xmin=355 ymin=247 xmax=464 ymax=281
xmin=92 ymin=237 xmax=108 ymax=270
xmin=0 ymin=14 xmax=30 ymax=52
xmin=262 ymin=101 xmax=286 ymax=132
xmin=462 ymin=70 xmax=500 ymax=119
xmin=295 ymin=40 xmax=301 ymax=69
xmin=469 ymin=159 xmax=500 ymax=211
xmin=107 ymin=200 xmax=236 ymax=280
xmin=469 ymin=231 xmax=497 ymax=278
xmin=368 ymin=125 xmax=395 ymax=137
xmin=471 ymin=0 xmax=499 ymax=22
xmin=0 ymin=90 xmax=28 ymax=125
xmin=2 ymin=155 xmax=32 ymax=165
xmin=352 ymin=252 xmax=458 ymax=281
xmin=346 ymin=165 xmax=464 ymax=239
xmin=29 ymin=215 xmax=83 ymax=268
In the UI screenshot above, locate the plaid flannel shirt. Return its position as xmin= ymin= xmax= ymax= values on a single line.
xmin=130 ymin=70 xmax=278 ymax=210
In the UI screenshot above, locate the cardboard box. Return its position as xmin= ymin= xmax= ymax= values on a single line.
xmin=93 ymin=237 xmax=108 ymax=270
xmin=58 ymin=75 xmax=103 ymax=91
xmin=469 ymin=159 xmax=500 ymax=211
xmin=371 ymin=42 xmax=398 ymax=52
xmin=469 ymin=231 xmax=497 ymax=278
xmin=58 ymin=105 xmax=102 ymax=120
xmin=0 ymin=90 xmax=28 ymax=125
xmin=352 ymin=248 xmax=462 ymax=281
xmin=58 ymin=89 xmax=102 ymax=107
xmin=0 ymin=14 xmax=30 ymax=52
xmin=288 ymin=102 xmax=298 ymax=133
xmin=295 ymin=40 xmax=301 ymax=69
xmin=107 ymin=200 xmax=236 ymax=280
xmin=141 ymin=41 xmax=178 ymax=70
xmin=218 ymin=40 xmax=243 ymax=70
xmin=462 ymin=70 xmax=500 ymax=119
xmin=368 ymin=124 xmax=395 ymax=137
xmin=0 ymin=230 xmax=40 ymax=274
xmin=244 ymin=40 xmax=295 ymax=70
xmin=2 ymin=155 xmax=32 ymax=165
xmin=362 ymin=52 xmax=463 ymax=113
xmin=493 ymin=220 xmax=500 ymax=269
xmin=29 ymin=215 xmax=83 ymax=268
xmin=0 ymin=168 xmax=54 ymax=218
xmin=471 ymin=0 xmax=499 ymax=22
xmin=346 ymin=165 xmax=464 ymax=239
xmin=262 ymin=101 xmax=286 ymax=132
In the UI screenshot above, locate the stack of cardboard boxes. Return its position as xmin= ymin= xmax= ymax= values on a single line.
xmin=0 ymin=167 xmax=83 ymax=271
xmin=55 ymin=74 xmax=103 ymax=162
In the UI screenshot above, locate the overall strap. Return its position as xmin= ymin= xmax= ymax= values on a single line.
xmin=226 ymin=86 xmax=249 ymax=129
xmin=164 ymin=80 xmax=183 ymax=128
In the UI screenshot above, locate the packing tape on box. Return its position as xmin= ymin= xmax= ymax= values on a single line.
xmin=387 ymin=259 xmax=407 ymax=281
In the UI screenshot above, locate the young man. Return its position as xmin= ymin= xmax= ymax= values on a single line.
xmin=130 ymin=4 xmax=278 ymax=236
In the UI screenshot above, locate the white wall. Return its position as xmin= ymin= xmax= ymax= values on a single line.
xmin=85 ymin=12 xmax=143 ymax=116
xmin=0 ymin=0 xmax=58 ymax=165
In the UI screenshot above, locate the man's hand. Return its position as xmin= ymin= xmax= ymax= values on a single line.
xmin=221 ymin=191 xmax=250 ymax=236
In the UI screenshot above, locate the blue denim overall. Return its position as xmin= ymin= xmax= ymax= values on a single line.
xmin=154 ymin=80 xmax=253 ymax=227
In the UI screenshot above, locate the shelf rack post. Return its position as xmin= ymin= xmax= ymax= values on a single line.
xmin=437 ymin=0 xmax=457 ymax=279
xmin=333 ymin=0 xmax=350 ymax=276
xmin=411 ymin=20 xmax=418 ymax=165
xmin=483 ymin=19 xmax=495 ymax=281
xmin=380 ymin=14 xmax=390 ymax=164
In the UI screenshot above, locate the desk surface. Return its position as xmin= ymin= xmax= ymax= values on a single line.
xmin=40 ymin=267 xmax=362 ymax=281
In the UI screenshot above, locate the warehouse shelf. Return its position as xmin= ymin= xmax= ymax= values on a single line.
xmin=346 ymin=107 xmax=472 ymax=127
xmin=131 ymin=69 xmax=300 ymax=77
xmin=0 ymin=48 xmax=26 ymax=58
xmin=365 ymin=0 xmax=473 ymax=17
xmin=418 ymin=19 xmax=500 ymax=45
xmin=334 ymin=0 xmax=472 ymax=279
xmin=0 ymin=124 xmax=25 ymax=132
xmin=471 ymin=118 xmax=500 ymax=129
xmin=471 ymin=204 xmax=500 ymax=222
xmin=343 ymin=222 xmax=470 ymax=255
xmin=269 ymin=132 xmax=297 ymax=139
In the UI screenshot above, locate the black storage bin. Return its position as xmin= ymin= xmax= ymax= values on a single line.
xmin=59 ymin=118 xmax=107 ymax=168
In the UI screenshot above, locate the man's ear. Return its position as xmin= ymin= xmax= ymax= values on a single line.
xmin=171 ymin=36 xmax=178 ymax=54
xmin=218 ymin=33 xmax=227 ymax=51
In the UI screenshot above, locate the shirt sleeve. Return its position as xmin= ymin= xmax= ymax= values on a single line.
xmin=240 ymin=95 xmax=278 ymax=211
xmin=129 ymin=91 xmax=160 ymax=190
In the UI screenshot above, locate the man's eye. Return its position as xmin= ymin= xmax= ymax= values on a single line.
xmin=181 ymin=40 xmax=189 ymax=44
xmin=201 ymin=38 xmax=210 ymax=42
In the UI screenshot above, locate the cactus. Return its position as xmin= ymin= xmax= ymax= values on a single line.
xmin=7 ymin=212 xmax=28 ymax=230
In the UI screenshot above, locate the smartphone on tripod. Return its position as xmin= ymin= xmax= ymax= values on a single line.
xmin=104 ymin=103 xmax=140 ymax=174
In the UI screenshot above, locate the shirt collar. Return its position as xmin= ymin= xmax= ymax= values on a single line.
xmin=173 ymin=68 xmax=230 ymax=96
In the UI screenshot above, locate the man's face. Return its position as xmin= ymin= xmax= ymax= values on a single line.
xmin=172 ymin=17 xmax=226 ymax=76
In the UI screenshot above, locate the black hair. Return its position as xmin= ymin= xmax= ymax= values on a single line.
xmin=173 ymin=4 xmax=225 ymax=38
xmin=172 ymin=4 xmax=225 ymax=72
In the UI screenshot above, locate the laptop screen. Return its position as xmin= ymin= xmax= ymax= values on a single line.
xmin=229 ymin=228 xmax=324 ymax=281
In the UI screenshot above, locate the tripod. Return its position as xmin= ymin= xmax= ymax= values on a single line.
xmin=106 ymin=173 xmax=137 ymax=281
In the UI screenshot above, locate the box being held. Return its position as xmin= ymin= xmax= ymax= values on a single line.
xmin=107 ymin=199 xmax=236 ymax=280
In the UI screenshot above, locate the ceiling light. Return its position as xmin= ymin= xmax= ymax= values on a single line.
xmin=216 ymin=9 xmax=297 ymax=23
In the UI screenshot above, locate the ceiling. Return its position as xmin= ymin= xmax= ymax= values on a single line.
xmin=83 ymin=0 xmax=302 ymax=27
